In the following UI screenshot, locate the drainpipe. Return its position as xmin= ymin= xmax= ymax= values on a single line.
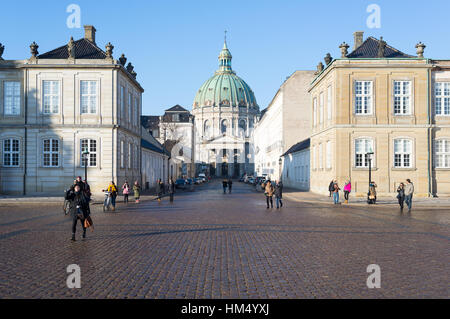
xmin=23 ymin=68 xmax=28 ymax=195
xmin=427 ymin=60 xmax=433 ymax=197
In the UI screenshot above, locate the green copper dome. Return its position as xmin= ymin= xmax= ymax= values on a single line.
xmin=193 ymin=41 xmax=258 ymax=109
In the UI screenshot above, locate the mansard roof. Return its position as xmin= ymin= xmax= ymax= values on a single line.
xmin=165 ymin=105 xmax=190 ymax=113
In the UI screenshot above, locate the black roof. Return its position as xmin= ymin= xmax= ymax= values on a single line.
xmin=347 ymin=37 xmax=415 ymax=59
xmin=166 ymin=105 xmax=189 ymax=113
xmin=141 ymin=115 xmax=160 ymax=130
xmin=282 ymin=138 xmax=310 ymax=157
xmin=38 ymin=38 xmax=107 ymax=59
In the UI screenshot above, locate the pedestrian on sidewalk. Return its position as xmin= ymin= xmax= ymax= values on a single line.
xmin=275 ymin=180 xmax=283 ymax=209
xmin=264 ymin=179 xmax=274 ymax=209
xmin=168 ymin=178 xmax=175 ymax=203
xmin=228 ymin=179 xmax=233 ymax=194
xmin=333 ymin=180 xmax=341 ymax=205
xmin=328 ymin=180 xmax=335 ymax=197
xmin=222 ymin=179 xmax=228 ymax=194
xmin=66 ymin=184 xmax=89 ymax=241
xmin=397 ymin=183 xmax=406 ymax=211
xmin=343 ymin=180 xmax=351 ymax=204
xmin=107 ymin=181 xmax=118 ymax=211
xmin=405 ymin=179 xmax=414 ymax=212
xmin=122 ymin=180 xmax=130 ymax=204
xmin=133 ymin=181 xmax=141 ymax=204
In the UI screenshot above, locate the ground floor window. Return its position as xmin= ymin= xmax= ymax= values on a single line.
xmin=435 ymin=139 xmax=450 ymax=168
xmin=81 ymin=139 xmax=97 ymax=167
xmin=43 ymin=139 xmax=59 ymax=167
xmin=3 ymin=139 xmax=20 ymax=167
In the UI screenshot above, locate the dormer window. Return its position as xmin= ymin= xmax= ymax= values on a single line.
xmin=172 ymin=114 xmax=180 ymax=122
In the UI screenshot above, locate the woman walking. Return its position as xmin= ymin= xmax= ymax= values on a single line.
xmin=275 ymin=180 xmax=283 ymax=209
xmin=333 ymin=181 xmax=341 ymax=205
xmin=122 ymin=180 xmax=130 ymax=204
xmin=343 ymin=180 xmax=351 ymax=204
xmin=107 ymin=181 xmax=118 ymax=211
xmin=264 ymin=179 xmax=274 ymax=209
xmin=368 ymin=181 xmax=377 ymax=204
xmin=133 ymin=181 xmax=141 ymax=204
xmin=328 ymin=180 xmax=335 ymax=197
xmin=397 ymin=183 xmax=406 ymax=210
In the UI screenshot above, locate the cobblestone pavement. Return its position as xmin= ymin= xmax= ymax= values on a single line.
xmin=0 ymin=181 xmax=448 ymax=299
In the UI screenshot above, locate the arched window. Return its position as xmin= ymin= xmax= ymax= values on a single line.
xmin=221 ymin=120 xmax=228 ymax=134
xmin=239 ymin=120 xmax=247 ymax=137
xmin=204 ymin=120 xmax=211 ymax=139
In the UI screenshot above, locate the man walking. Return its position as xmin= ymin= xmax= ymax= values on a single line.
xmin=328 ymin=180 xmax=335 ymax=197
xmin=228 ymin=179 xmax=233 ymax=194
xmin=333 ymin=180 xmax=341 ymax=205
xmin=275 ymin=180 xmax=283 ymax=209
xmin=405 ymin=179 xmax=414 ymax=212
xmin=222 ymin=179 xmax=228 ymax=194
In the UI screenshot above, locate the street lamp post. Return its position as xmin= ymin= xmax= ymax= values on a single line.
xmin=82 ymin=149 xmax=90 ymax=182
xmin=367 ymin=151 xmax=374 ymax=204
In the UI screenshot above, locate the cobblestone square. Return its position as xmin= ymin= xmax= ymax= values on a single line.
xmin=0 ymin=181 xmax=448 ymax=299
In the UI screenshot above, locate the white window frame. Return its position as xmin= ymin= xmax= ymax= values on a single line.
xmin=435 ymin=139 xmax=450 ymax=168
xmin=80 ymin=139 xmax=98 ymax=167
xmin=120 ymin=140 xmax=124 ymax=169
xmin=326 ymin=141 xmax=332 ymax=169
xmin=3 ymin=81 xmax=21 ymax=116
xmin=80 ymin=81 xmax=98 ymax=114
xmin=128 ymin=143 xmax=132 ymax=169
xmin=327 ymin=85 xmax=332 ymax=120
xmin=42 ymin=81 xmax=60 ymax=114
xmin=43 ymin=138 xmax=60 ymax=167
xmin=2 ymin=138 xmax=20 ymax=167
xmin=393 ymin=81 xmax=412 ymax=115
xmin=435 ymin=82 xmax=450 ymax=116
xmin=354 ymin=81 xmax=373 ymax=115
xmin=319 ymin=92 xmax=324 ymax=124
xmin=313 ymin=98 xmax=317 ymax=127
xmin=318 ymin=143 xmax=323 ymax=169
xmin=354 ymin=138 xmax=374 ymax=168
xmin=128 ymin=92 xmax=132 ymax=123
xmin=393 ymin=138 xmax=413 ymax=168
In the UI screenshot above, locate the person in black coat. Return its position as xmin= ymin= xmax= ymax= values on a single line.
xmin=228 ymin=179 xmax=233 ymax=194
xmin=66 ymin=184 xmax=90 ymax=241
xmin=275 ymin=180 xmax=283 ymax=209
xmin=328 ymin=180 xmax=335 ymax=197
xmin=168 ymin=178 xmax=175 ymax=203
xmin=222 ymin=180 xmax=228 ymax=194
xmin=397 ymin=183 xmax=406 ymax=210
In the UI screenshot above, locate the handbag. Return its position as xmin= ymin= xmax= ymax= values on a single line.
xmin=84 ymin=216 xmax=94 ymax=231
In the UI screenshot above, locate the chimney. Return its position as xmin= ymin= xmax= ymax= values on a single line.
xmin=84 ymin=25 xmax=96 ymax=44
xmin=353 ymin=31 xmax=364 ymax=50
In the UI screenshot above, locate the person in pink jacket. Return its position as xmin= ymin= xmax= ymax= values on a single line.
xmin=344 ymin=180 xmax=352 ymax=204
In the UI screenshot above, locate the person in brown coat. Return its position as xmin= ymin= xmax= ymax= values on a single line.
xmin=264 ymin=179 xmax=274 ymax=209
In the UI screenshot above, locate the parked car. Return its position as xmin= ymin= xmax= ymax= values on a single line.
xmin=247 ymin=177 xmax=255 ymax=184
xmin=186 ymin=178 xmax=193 ymax=185
xmin=193 ymin=178 xmax=202 ymax=185
xmin=175 ymin=179 xmax=186 ymax=189
xmin=198 ymin=173 xmax=207 ymax=182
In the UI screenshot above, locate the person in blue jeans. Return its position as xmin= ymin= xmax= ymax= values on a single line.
xmin=404 ymin=179 xmax=414 ymax=212
xmin=274 ymin=180 xmax=283 ymax=209
xmin=333 ymin=180 xmax=341 ymax=204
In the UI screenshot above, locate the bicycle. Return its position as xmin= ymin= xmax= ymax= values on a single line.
xmin=103 ymin=191 xmax=112 ymax=212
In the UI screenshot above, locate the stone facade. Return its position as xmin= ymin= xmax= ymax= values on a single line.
xmin=0 ymin=27 xmax=144 ymax=195
xmin=254 ymin=71 xmax=314 ymax=180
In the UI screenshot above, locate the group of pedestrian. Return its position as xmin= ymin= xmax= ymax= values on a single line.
xmin=155 ymin=178 xmax=176 ymax=203
xmin=396 ymin=179 xmax=414 ymax=212
xmin=263 ymin=179 xmax=283 ymax=209
xmin=222 ymin=179 xmax=233 ymax=194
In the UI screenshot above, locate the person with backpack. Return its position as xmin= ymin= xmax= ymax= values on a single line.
xmin=328 ymin=180 xmax=335 ymax=197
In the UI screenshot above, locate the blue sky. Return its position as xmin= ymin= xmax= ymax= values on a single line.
xmin=1 ymin=0 xmax=449 ymax=115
